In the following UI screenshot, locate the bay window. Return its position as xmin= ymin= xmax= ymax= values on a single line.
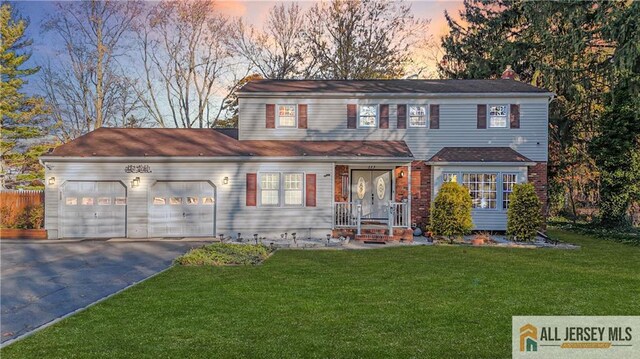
xmin=462 ymin=173 xmax=497 ymax=209
xmin=502 ymin=173 xmax=517 ymax=209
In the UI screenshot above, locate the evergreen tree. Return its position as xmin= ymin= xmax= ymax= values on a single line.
xmin=507 ymin=183 xmax=542 ymax=241
xmin=439 ymin=0 xmax=634 ymax=221
xmin=0 ymin=3 xmax=50 ymax=189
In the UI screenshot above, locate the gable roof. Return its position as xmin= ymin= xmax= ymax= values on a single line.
xmin=45 ymin=128 xmax=413 ymax=159
xmin=427 ymin=147 xmax=532 ymax=163
xmin=238 ymin=79 xmax=549 ymax=94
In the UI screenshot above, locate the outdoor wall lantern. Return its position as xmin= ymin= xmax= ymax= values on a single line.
xmin=132 ymin=176 xmax=140 ymax=188
xmin=399 ymin=170 xmax=405 ymax=178
xmin=48 ymin=177 xmax=56 ymax=185
xmin=223 ymin=176 xmax=229 ymax=185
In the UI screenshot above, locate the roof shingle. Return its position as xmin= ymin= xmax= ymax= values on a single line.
xmin=239 ymin=79 xmax=549 ymax=94
xmin=46 ymin=128 xmax=413 ymax=159
xmin=427 ymin=147 xmax=532 ymax=163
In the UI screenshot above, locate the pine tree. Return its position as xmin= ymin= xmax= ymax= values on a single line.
xmin=1 ymin=3 xmax=50 ymax=189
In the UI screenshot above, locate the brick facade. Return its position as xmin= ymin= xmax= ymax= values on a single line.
xmin=527 ymin=161 xmax=548 ymax=220
xmin=409 ymin=161 xmax=432 ymax=228
xmin=334 ymin=165 xmax=349 ymax=202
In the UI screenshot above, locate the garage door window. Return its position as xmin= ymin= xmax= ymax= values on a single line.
xmin=115 ymin=197 xmax=127 ymax=205
xmin=202 ymin=197 xmax=214 ymax=205
xmin=153 ymin=197 xmax=166 ymax=205
xmin=187 ymin=197 xmax=198 ymax=205
xmin=82 ymin=197 xmax=94 ymax=205
xmin=98 ymin=197 xmax=111 ymax=205
xmin=170 ymin=197 xmax=182 ymax=205
xmin=66 ymin=197 xmax=78 ymax=205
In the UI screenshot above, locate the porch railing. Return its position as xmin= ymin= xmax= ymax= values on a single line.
xmin=388 ymin=200 xmax=409 ymax=228
xmin=334 ymin=201 xmax=408 ymax=236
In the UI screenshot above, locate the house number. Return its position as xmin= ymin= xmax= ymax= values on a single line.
xmin=124 ymin=165 xmax=152 ymax=173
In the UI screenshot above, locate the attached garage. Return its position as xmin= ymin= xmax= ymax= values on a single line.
xmin=148 ymin=181 xmax=216 ymax=237
xmin=60 ymin=181 xmax=127 ymax=238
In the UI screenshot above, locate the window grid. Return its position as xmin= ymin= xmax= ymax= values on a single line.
xmin=260 ymin=173 xmax=281 ymax=206
xmin=277 ymin=105 xmax=297 ymax=127
xmin=489 ymin=105 xmax=508 ymax=128
xmin=462 ymin=173 xmax=497 ymax=209
xmin=284 ymin=173 xmax=303 ymax=206
xmin=409 ymin=105 xmax=427 ymax=127
xmin=442 ymin=173 xmax=458 ymax=183
xmin=502 ymin=174 xmax=517 ymax=209
xmin=359 ymin=105 xmax=378 ymax=127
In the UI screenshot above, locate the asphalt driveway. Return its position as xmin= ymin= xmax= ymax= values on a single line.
xmin=0 ymin=240 xmax=203 ymax=344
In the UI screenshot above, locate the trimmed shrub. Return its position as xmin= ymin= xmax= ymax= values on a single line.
xmin=429 ymin=182 xmax=473 ymax=243
xmin=16 ymin=204 xmax=45 ymax=229
xmin=174 ymin=243 xmax=273 ymax=266
xmin=507 ymin=183 xmax=542 ymax=241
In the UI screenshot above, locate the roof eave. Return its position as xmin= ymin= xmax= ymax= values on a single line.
xmin=237 ymin=91 xmax=554 ymax=99
xmin=41 ymin=155 xmax=414 ymax=163
xmin=425 ymin=161 xmax=536 ymax=166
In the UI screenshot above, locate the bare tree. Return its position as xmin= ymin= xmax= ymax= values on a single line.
xmin=138 ymin=0 xmax=237 ymax=128
xmin=41 ymin=0 xmax=143 ymax=141
xmin=304 ymin=0 xmax=429 ymax=79
xmin=228 ymin=3 xmax=311 ymax=79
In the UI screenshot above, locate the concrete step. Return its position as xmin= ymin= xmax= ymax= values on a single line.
xmin=355 ymin=234 xmax=393 ymax=242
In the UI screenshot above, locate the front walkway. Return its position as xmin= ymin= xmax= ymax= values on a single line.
xmin=0 ymin=241 xmax=202 ymax=344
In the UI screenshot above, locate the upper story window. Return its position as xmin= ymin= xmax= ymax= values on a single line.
xmin=358 ymin=105 xmax=378 ymax=127
xmin=489 ymin=105 xmax=508 ymax=128
xmin=277 ymin=105 xmax=297 ymax=128
xmin=409 ymin=105 xmax=427 ymax=127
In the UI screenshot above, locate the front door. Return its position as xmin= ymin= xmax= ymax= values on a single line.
xmin=351 ymin=170 xmax=392 ymax=218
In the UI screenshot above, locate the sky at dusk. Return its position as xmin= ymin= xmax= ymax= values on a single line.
xmin=12 ymin=0 xmax=465 ymax=95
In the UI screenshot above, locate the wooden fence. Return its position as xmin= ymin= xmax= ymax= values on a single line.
xmin=1 ymin=190 xmax=44 ymax=224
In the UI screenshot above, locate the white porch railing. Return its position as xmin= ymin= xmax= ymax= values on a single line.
xmin=334 ymin=201 xmax=408 ymax=236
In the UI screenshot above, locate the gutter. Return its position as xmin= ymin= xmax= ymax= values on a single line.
xmin=425 ymin=161 xmax=536 ymax=166
xmin=40 ymin=155 xmax=415 ymax=164
xmin=237 ymin=92 xmax=555 ymax=99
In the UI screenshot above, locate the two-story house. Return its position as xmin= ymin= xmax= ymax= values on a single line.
xmin=41 ymin=76 xmax=551 ymax=240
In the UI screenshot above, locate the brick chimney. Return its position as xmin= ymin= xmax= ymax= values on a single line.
xmin=501 ymin=65 xmax=517 ymax=80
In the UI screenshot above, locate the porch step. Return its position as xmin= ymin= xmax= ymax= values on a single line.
xmin=355 ymin=234 xmax=393 ymax=242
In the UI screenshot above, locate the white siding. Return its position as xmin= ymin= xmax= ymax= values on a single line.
xmin=238 ymin=96 xmax=549 ymax=162
xmin=44 ymin=161 xmax=333 ymax=239
xmin=432 ymin=165 xmax=529 ymax=231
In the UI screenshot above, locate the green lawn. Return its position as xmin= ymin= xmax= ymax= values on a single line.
xmin=3 ymin=230 xmax=639 ymax=358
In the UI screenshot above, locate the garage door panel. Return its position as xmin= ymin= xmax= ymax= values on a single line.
xmin=149 ymin=181 xmax=215 ymax=237
xmin=60 ymin=181 xmax=126 ymax=238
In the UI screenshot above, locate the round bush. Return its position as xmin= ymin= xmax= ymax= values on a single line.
xmin=429 ymin=182 xmax=473 ymax=243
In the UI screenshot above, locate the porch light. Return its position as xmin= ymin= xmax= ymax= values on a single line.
xmin=132 ymin=177 xmax=140 ymax=188
xmin=48 ymin=177 xmax=56 ymax=185
xmin=398 ymin=170 xmax=405 ymax=178
xmin=223 ymin=176 xmax=229 ymax=185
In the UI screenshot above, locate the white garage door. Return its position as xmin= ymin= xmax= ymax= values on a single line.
xmin=60 ymin=181 xmax=127 ymax=238
xmin=149 ymin=181 xmax=215 ymax=237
